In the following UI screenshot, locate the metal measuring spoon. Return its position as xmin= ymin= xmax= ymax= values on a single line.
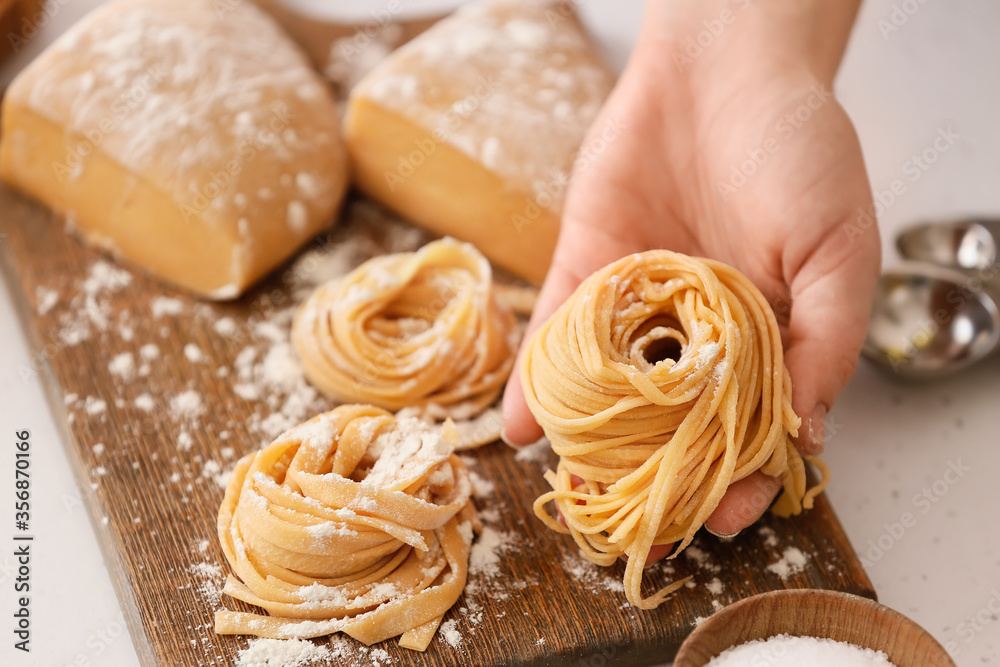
xmin=864 ymin=218 xmax=1000 ymax=379
xmin=896 ymin=218 xmax=1000 ymax=271
xmin=863 ymin=263 xmax=1000 ymax=378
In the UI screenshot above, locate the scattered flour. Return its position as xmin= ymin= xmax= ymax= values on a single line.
xmin=230 ymin=308 xmax=326 ymax=439
xmin=36 ymin=286 xmax=59 ymax=315
xmin=439 ymin=619 xmax=462 ymax=647
xmin=466 ymin=525 xmax=521 ymax=596
xmin=468 ymin=470 xmax=495 ymax=499
xmin=757 ymin=526 xmax=778 ymax=547
xmin=57 ymin=261 xmax=132 ymax=344
xmin=134 ymin=394 xmax=155 ymax=412
xmin=561 ymin=552 xmax=625 ymax=594
xmin=211 ymin=464 xmax=234 ymax=489
xmin=84 ymin=396 xmax=107 ymax=415
xmin=368 ymin=647 xmax=393 ymax=667
xmin=236 ymin=638 xmax=331 ymax=667
xmin=684 ymin=545 xmax=721 ymax=574
xmin=151 ymin=296 xmax=184 ymax=318
xmin=184 ymin=343 xmax=205 ymax=363
xmin=758 ymin=525 xmax=779 ymax=548
xmin=513 ymin=438 xmax=550 ymax=466
xmin=214 ymin=316 xmax=237 ymax=336
xmin=766 ymin=546 xmax=809 ymax=579
xmin=170 ymin=390 xmax=204 ymax=421
xmin=108 ymin=352 xmax=135 ymax=379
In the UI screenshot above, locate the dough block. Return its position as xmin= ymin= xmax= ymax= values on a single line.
xmin=0 ymin=0 xmax=348 ymax=299
xmin=345 ymin=0 xmax=615 ymax=285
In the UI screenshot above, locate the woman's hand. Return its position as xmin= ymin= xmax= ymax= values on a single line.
xmin=502 ymin=0 xmax=879 ymax=541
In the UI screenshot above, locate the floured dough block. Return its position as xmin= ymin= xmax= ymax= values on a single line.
xmin=344 ymin=0 xmax=615 ymax=285
xmin=0 ymin=0 xmax=348 ymax=299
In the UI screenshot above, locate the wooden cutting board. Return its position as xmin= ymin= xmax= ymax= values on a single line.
xmin=0 ymin=183 xmax=874 ymax=667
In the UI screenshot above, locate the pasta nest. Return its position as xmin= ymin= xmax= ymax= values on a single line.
xmin=215 ymin=404 xmax=478 ymax=651
xmin=520 ymin=251 xmax=827 ymax=609
xmin=292 ymin=238 xmax=518 ymax=419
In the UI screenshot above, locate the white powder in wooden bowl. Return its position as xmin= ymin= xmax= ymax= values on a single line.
xmin=707 ymin=634 xmax=896 ymax=667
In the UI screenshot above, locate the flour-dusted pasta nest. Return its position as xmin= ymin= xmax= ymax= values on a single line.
xmin=292 ymin=238 xmax=521 ymax=428
xmin=520 ymin=251 xmax=827 ymax=609
xmin=215 ymin=404 xmax=479 ymax=651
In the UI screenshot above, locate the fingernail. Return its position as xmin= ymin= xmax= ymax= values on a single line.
xmin=706 ymin=526 xmax=741 ymax=539
xmin=807 ymin=404 xmax=827 ymax=454
xmin=500 ymin=428 xmax=520 ymax=449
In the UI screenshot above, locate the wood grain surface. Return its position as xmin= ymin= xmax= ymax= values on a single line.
xmin=0 ymin=182 xmax=875 ymax=667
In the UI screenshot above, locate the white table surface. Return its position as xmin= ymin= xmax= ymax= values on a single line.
xmin=1 ymin=1 xmax=998 ymax=665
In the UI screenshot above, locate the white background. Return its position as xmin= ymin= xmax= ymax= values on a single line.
xmin=1 ymin=0 xmax=999 ymax=665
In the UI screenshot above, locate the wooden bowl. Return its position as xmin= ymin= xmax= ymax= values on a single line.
xmin=674 ymin=589 xmax=955 ymax=667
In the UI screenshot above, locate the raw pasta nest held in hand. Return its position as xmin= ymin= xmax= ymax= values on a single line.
xmin=215 ymin=404 xmax=478 ymax=651
xmin=292 ymin=238 xmax=519 ymax=425
xmin=520 ymin=250 xmax=828 ymax=609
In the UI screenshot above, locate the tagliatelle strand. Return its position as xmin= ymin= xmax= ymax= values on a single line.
xmin=214 ymin=404 xmax=478 ymax=650
xmin=520 ymin=251 xmax=828 ymax=609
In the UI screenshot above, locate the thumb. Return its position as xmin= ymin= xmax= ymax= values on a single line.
xmin=501 ymin=221 xmax=642 ymax=447
xmin=783 ymin=218 xmax=881 ymax=455
xmin=501 ymin=255 xmax=585 ymax=447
